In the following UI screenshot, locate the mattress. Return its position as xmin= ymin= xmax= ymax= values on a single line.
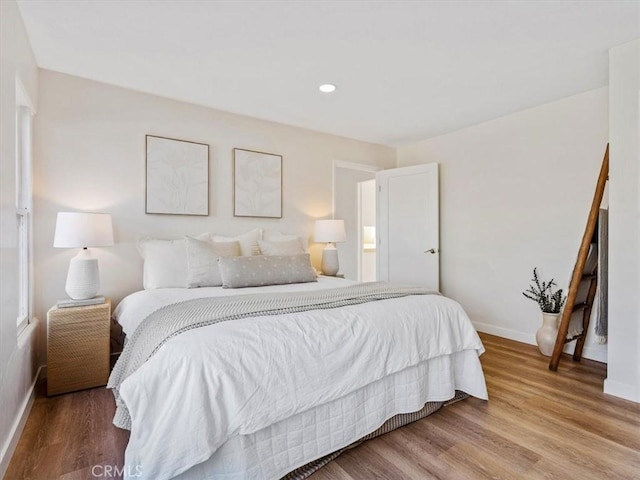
xmin=112 ymin=279 xmax=488 ymax=479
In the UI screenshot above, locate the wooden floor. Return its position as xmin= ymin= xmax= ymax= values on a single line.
xmin=5 ymin=334 xmax=640 ymax=479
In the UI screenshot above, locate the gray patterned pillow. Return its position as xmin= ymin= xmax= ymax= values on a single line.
xmin=218 ymin=254 xmax=317 ymax=288
xmin=185 ymin=236 xmax=241 ymax=288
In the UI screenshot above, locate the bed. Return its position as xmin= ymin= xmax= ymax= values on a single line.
xmin=108 ymin=232 xmax=487 ymax=479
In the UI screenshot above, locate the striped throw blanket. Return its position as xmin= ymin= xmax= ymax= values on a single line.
xmin=107 ymin=282 xmax=436 ymax=430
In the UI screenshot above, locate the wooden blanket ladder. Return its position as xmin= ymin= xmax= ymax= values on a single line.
xmin=549 ymin=144 xmax=609 ymax=371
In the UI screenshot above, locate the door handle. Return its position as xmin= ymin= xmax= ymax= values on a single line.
xmin=424 ymin=248 xmax=438 ymax=254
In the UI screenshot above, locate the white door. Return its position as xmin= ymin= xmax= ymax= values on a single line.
xmin=377 ymin=163 xmax=439 ymax=289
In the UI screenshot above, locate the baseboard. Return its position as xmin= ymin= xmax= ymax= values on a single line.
xmin=604 ymin=378 xmax=640 ymax=403
xmin=0 ymin=365 xmax=44 ymax=478
xmin=473 ymin=322 xmax=608 ymax=363
xmin=579 ymin=344 xmax=608 ymax=363
xmin=473 ymin=321 xmax=536 ymax=346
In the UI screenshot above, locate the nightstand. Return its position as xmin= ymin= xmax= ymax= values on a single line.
xmin=47 ymin=299 xmax=111 ymax=396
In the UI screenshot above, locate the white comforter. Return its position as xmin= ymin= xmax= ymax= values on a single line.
xmin=113 ymin=279 xmax=487 ymax=480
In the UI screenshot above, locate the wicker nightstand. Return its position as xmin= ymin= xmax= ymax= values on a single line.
xmin=47 ymin=299 xmax=111 ymax=396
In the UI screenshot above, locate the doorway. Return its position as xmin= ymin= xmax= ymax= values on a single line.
xmin=358 ymin=179 xmax=376 ymax=282
xmin=333 ymin=161 xmax=379 ymax=281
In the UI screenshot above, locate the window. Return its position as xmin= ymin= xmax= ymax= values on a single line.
xmin=16 ymin=101 xmax=33 ymax=333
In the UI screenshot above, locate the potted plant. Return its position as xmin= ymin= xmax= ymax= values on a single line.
xmin=523 ymin=268 xmax=566 ymax=356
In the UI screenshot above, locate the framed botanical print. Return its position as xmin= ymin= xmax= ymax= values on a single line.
xmin=146 ymin=135 xmax=209 ymax=216
xmin=233 ymin=148 xmax=282 ymax=218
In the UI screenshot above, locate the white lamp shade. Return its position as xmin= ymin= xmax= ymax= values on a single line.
xmin=314 ymin=219 xmax=346 ymax=243
xmin=54 ymin=212 xmax=114 ymax=248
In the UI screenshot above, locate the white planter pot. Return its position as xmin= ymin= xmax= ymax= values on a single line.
xmin=536 ymin=312 xmax=560 ymax=357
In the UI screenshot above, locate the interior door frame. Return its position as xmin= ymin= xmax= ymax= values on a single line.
xmin=332 ymin=160 xmax=381 ymax=280
xmin=332 ymin=160 xmax=381 ymax=214
xmin=357 ymin=178 xmax=377 ymax=282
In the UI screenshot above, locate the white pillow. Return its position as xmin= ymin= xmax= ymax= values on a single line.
xmin=184 ymin=236 xmax=241 ymax=288
xmin=258 ymin=238 xmax=305 ymax=256
xmin=138 ymin=232 xmax=211 ymax=289
xmin=138 ymin=238 xmax=188 ymax=289
xmin=262 ymin=230 xmax=308 ymax=251
xmin=212 ymin=228 xmax=262 ymax=256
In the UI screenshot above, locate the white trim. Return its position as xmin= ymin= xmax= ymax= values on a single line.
xmin=17 ymin=317 xmax=38 ymax=348
xmin=580 ymin=344 xmax=608 ymax=364
xmin=16 ymin=315 xmax=28 ymax=336
xmin=332 ymin=160 xmax=381 ymax=218
xmin=0 ymin=365 xmax=44 ymax=478
xmin=15 ymin=75 xmax=35 ymax=114
xmin=604 ymin=378 xmax=640 ymax=403
xmin=333 ymin=160 xmax=381 ymax=172
xmin=473 ymin=321 xmax=608 ymax=363
xmin=15 ymin=95 xmax=34 ymax=332
xmin=356 ymin=182 xmax=363 ymax=281
xmin=473 ymin=321 xmax=535 ymax=345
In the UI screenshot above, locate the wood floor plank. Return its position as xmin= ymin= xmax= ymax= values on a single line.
xmin=426 ymin=406 xmax=541 ymax=473
xmin=303 ymin=461 xmax=351 ymax=480
xmin=380 ymin=423 xmax=479 ymax=479
xmin=334 ymin=442 xmax=409 ymax=480
xmin=438 ymin=441 xmax=527 ymax=480
xmin=5 ymin=333 xmax=640 ymax=480
xmin=444 ymin=401 xmax=627 ymax=480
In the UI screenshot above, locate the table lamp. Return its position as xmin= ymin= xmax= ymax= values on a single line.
xmin=53 ymin=212 xmax=114 ymax=300
xmin=314 ymin=219 xmax=346 ymax=276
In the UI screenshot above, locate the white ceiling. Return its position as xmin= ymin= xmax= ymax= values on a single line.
xmin=16 ymin=0 xmax=640 ymax=147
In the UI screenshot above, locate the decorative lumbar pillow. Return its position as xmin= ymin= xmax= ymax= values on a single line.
xmin=185 ymin=236 xmax=241 ymax=288
xmin=218 ymin=253 xmax=317 ymax=288
xmin=258 ymin=238 xmax=305 ymax=256
xmin=212 ymin=229 xmax=262 ymax=256
xmin=138 ymin=238 xmax=188 ymax=289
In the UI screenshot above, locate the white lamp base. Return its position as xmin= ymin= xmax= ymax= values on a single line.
xmin=65 ymin=249 xmax=100 ymax=300
xmin=321 ymin=243 xmax=340 ymax=276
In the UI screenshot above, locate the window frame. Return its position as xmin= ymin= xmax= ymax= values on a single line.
xmin=15 ymin=80 xmax=35 ymax=335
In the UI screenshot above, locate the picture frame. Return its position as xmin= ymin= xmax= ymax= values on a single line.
xmin=233 ymin=148 xmax=283 ymax=218
xmin=146 ymin=135 xmax=209 ymax=216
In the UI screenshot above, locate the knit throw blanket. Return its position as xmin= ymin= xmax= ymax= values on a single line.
xmin=108 ymin=282 xmax=437 ymax=430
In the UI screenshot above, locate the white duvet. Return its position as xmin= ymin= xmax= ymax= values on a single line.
xmin=113 ymin=278 xmax=487 ymax=480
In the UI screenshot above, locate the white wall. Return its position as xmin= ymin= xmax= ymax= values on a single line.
xmin=605 ymin=39 xmax=640 ymax=402
xmin=397 ymin=88 xmax=609 ymax=362
xmin=0 ymin=0 xmax=40 ymax=476
xmin=33 ymin=70 xmax=396 ymax=330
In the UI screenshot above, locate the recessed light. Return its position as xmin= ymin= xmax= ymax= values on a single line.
xmin=319 ymin=84 xmax=337 ymax=93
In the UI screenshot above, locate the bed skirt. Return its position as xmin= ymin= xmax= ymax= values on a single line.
xmin=282 ymin=390 xmax=469 ymax=480
xmin=171 ymin=347 xmax=486 ymax=480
